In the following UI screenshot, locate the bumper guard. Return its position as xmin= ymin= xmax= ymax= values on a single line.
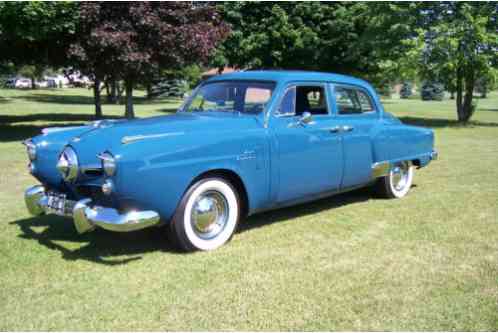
xmin=24 ymin=185 xmax=160 ymax=234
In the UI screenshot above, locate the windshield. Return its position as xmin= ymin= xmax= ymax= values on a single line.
xmin=183 ymin=81 xmax=276 ymax=114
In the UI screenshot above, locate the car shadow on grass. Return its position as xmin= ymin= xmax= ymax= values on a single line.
xmin=14 ymin=93 xmax=181 ymax=105
xmin=240 ymin=187 xmax=373 ymax=233
xmin=399 ymin=116 xmax=498 ymax=128
xmin=10 ymin=214 xmax=182 ymax=265
xmin=10 ymin=188 xmax=374 ymax=265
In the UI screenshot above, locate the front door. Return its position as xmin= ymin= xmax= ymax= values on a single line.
xmin=270 ymin=83 xmax=343 ymax=203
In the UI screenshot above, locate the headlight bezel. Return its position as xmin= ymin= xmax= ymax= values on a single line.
xmin=23 ymin=139 xmax=37 ymax=161
xmin=98 ymin=152 xmax=117 ymax=177
xmin=57 ymin=146 xmax=79 ymax=182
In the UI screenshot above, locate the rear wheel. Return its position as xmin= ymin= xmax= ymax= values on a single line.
xmin=170 ymin=177 xmax=240 ymax=251
xmin=376 ymin=161 xmax=414 ymax=198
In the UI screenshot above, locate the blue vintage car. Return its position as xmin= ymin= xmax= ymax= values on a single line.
xmin=24 ymin=71 xmax=437 ymax=251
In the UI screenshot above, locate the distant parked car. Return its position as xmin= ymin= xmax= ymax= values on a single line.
xmin=15 ymin=78 xmax=32 ymax=89
xmin=36 ymin=79 xmax=57 ymax=88
xmin=4 ymin=77 xmax=31 ymax=89
xmin=23 ymin=70 xmax=438 ymax=251
xmin=4 ymin=77 xmax=17 ymax=88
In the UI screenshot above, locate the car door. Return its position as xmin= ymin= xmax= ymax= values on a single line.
xmin=270 ymin=82 xmax=344 ymax=203
xmin=330 ymin=84 xmax=377 ymax=188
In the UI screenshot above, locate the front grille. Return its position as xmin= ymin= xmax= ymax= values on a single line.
xmin=76 ymin=185 xmax=114 ymax=207
xmin=83 ymin=169 xmax=103 ymax=177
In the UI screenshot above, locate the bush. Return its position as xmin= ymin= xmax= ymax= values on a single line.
xmin=377 ymin=83 xmax=394 ymax=98
xmin=421 ymin=82 xmax=444 ymax=101
xmin=400 ymin=82 xmax=413 ymax=99
xmin=148 ymin=79 xmax=188 ymax=99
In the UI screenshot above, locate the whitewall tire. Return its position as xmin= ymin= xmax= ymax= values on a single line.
xmin=171 ymin=178 xmax=240 ymax=251
xmin=376 ymin=161 xmax=414 ymax=199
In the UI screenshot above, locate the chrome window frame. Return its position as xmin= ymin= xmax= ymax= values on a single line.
xmin=179 ymin=79 xmax=277 ymax=115
xmin=332 ymin=84 xmax=378 ymax=116
xmin=273 ymin=82 xmax=331 ymax=118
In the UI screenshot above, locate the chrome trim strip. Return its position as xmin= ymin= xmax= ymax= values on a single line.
xmin=371 ymin=161 xmax=391 ymax=178
xmin=81 ymin=164 xmax=102 ymax=172
xmin=121 ymin=132 xmax=184 ymax=144
xmin=41 ymin=126 xmax=80 ymax=135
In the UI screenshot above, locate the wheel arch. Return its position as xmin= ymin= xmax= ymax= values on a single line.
xmin=189 ymin=168 xmax=249 ymax=219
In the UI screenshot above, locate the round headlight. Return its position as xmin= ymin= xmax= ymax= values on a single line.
xmin=57 ymin=146 xmax=79 ymax=181
xmin=24 ymin=140 xmax=37 ymax=161
xmin=99 ymin=152 xmax=116 ymax=176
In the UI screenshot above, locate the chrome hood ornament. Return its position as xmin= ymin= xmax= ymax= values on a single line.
xmin=57 ymin=146 xmax=79 ymax=181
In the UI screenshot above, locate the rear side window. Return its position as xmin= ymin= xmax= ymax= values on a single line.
xmin=335 ymin=87 xmax=375 ymax=115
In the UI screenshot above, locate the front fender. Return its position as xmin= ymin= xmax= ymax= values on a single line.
xmin=110 ymin=129 xmax=269 ymax=221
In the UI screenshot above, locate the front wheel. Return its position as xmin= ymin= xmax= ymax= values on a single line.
xmin=376 ymin=161 xmax=414 ymax=198
xmin=170 ymin=178 xmax=240 ymax=251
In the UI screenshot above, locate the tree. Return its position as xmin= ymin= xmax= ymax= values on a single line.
xmin=408 ymin=3 xmax=498 ymax=122
xmin=214 ymin=2 xmax=415 ymax=85
xmin=70 ymin=2 xmax=229 ymax=119
xmin=0 ymin=2 xmax=78 ymax=87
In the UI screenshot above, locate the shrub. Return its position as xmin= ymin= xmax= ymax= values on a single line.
xmin=421 ymin=82 xmax=444 ymax=101
xmin=400 ymin=82 xmax=413 ymax=99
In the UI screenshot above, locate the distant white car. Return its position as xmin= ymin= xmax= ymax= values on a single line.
xmin=15 ymin=78 xmax=32 ymax=89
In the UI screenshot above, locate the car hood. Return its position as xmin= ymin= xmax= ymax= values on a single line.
xmin=70 ymin=112 xmax=261 ymax=166
xmin=31 ymin=112 xmax=261 ymax=189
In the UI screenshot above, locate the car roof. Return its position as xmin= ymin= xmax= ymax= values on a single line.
xmin=206 ymin=70 xmax=371 ymax=88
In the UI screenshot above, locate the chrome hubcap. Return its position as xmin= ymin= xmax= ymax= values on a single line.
xmin=391 ymin=162 xmax=410 ymax=191
xmin=191 ymin=190 xmax=229 ymax=240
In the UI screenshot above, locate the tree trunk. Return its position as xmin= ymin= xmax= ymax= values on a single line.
xmin=93 ymin=78 xmax=103 ymax=119
xmin=460 ymin=70 xmax=475 ymax=123
xmin=450 ymin=91 xmax=454 ymax=99
xmin=117 ymin=81 xmax=124 ymax=102
xmin=30 ymin=77 xmax=36 ymax=89
xmin=124 ymin=81 xmax=135 ymax=119
xmin=111 ymin=80 xmax=118 ymax=104
xmin=456 ymin=66 xmax=464 ymax=122
xmin=105 ymin=80 xmax=111 ymax=102
xmin=146 ymin=83 xmax=153 ymax=100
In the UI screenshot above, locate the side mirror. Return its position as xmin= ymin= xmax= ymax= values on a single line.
xmin=299 ymin=112 xmax=313 ymax=125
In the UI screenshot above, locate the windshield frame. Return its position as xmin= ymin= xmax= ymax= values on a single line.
xmin=179 ymin=79 xmax=278 ymax=115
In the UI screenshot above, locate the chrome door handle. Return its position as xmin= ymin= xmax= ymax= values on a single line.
xmin=342 ymin=125 xmax=354 ymax=132
xmin=328 ymin=126 xmax=341 ymax=133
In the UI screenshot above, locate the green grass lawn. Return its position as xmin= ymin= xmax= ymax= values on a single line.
xmin=1 ymin=88 xmax=497 ymax=330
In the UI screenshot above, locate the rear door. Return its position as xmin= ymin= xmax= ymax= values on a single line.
xmin=330 ymin=84 xmax=378 ymax=188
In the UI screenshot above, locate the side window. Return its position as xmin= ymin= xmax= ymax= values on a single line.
xmin=244 ymin=87 xmax=272 ymax=113
xmin=335 ymin=87 xmax=375 ymax=115
xmin=296 ymin=86 xmax=328 ymax=115
xmin=356 ymin=90 xmax=374 ymax=112
xmin=277 ymin=87 xmax=296 ymax=116
xmin=276 ymin=85 xmax=329 ymax=117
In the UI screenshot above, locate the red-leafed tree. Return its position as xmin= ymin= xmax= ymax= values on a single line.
xmin=70 ymin=2 xmax=229 ymax=119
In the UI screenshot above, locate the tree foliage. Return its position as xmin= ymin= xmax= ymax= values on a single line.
xmin=0 ymin=2 xmax=78 ymax=73
xmin=70 ymin=2 xmax=229 ymax=118
xmin=406 ymin=2 xmax=498 ymax=122
xmin=214 ymin=2 xmax=415 ymax=85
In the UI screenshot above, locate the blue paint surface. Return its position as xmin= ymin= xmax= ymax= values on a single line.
xmin=29 ymin=71 xmax=436 ymax=221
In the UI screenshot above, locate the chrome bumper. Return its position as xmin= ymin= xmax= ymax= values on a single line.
xmin=430 ymin=150 xmax=438 ymax=160
xmin=24 ymin=185 xmax=160 ymax=234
